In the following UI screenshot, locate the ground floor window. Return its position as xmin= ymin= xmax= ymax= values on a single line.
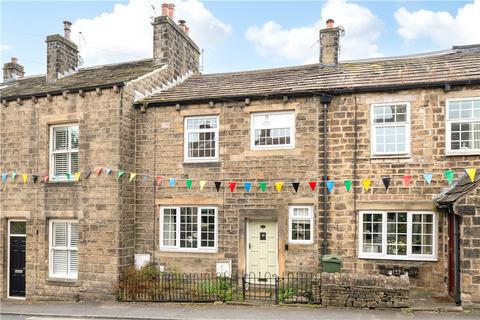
xmin=160 ymin=206 xmax=217 ymax=252
xmin=288 ymin=205 xmax=314 ymax=244
xmin=358 ymin=211 xmax=436 ymax=261
xmin=49 ymin=220 xmax=78 ymax=279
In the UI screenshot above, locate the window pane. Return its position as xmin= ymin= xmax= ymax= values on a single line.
xmin=200 ymin=208 xmax=215 ymax=248
xmin=69 ymin=223 xmax=78 ymax=247
xmin=162 ymin=209 xmax=177 ymax=246
xmin=70 ymin=126 xmax=79 ymax=149
xmin=10 ymin=221 xmax=26 ymax=235
xmin=252 ymin=113 xmax=293 ymax=147
xmin=292 ymin=219 xmax=311 ymax=241
xmin=71 ymin=153 xmax=79 ymax=174
xmin=69 ymin=250 xmax=78 ymax=274
xmin=53 ymin=249 xmax=68 ymax=275
xmin=386 ymin=212 xmax=407 ymax=256
xmin=180 ymin=207 xmax=198 ymax=248
xmin=54 ymin=153 xmax=68 ymax=176
xmin=362 ymin=213 xmax=383 ymax=254
xmin=53 ymin=222 xmax=67 ymax=247
xmin=411 ymin=213 xmax=434 ymax=256
xmin=54 ymin=127 xmax=68 ymax=150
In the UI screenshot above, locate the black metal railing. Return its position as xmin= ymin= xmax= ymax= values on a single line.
xmin=117 ymin=272 xmax=321 ymax=304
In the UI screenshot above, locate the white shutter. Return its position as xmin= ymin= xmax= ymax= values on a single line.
xmin=69 ymin=223 xmax=78 ymax=247
xmin=54 ymin=153 xmax=69 ymax=176
xmin=69 ymin=250 xmax=78 ymax=274
xmin=53 ymin=222 xmax=67 ymax=247
xmin=53 ymin=249 xmax=68 ymax=275
xmin=54 ymin=127 xmax=68 ymax=150
xmin=70 ymin=126 xmax=79 ymax=149
xmin=70 ymin=153 xmax=79 ymax=174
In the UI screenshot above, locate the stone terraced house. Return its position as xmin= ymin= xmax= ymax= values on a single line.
xmin=1 ymin=6 xmax=480 ymax=306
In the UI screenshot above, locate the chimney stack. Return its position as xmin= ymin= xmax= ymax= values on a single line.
xmin=319 ymin=19 xmax=341 ymax=66
xmin=46 ymin=21 xmax=79 ymax=82
xmin=152 ymin=4 xmax=200 ymax=79
xmin=3 ymin=57 xmax=25 ymax=82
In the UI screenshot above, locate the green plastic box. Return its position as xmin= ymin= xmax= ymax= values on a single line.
xmin=321 ymin=254 xmax=342 ymax=273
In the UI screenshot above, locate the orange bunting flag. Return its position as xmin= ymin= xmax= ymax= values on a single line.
xmin=361 ymin=179 xmax=371 ymax=192
xmin=199 ymin=180 xmax=207 ymax=191
xmin=466 ymin=168 xmax=477 ymax=183
xmin=275 ymin=182 xmax=283 ymax=192
xmin=22 ymin=174 xmax=28 ymax=184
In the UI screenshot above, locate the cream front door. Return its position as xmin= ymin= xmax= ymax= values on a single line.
xmin=247 ymin=220 xmax=278 ymax=276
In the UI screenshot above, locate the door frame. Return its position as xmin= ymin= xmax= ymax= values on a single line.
xmin=245 ymin=219 xmax=279 ymax=276
xmin=7 ymin=219 xmax=26 ymax=299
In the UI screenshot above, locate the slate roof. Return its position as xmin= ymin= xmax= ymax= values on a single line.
xmin=0 ymin=59 xmax=157 ymax=101
xmin=434 ymin=170 xmax=480 ymax=207
xmin=143 ymin=45 xmax=480 ymax=105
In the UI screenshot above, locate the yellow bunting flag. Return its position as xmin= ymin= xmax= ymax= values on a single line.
xmin=361 ymin=179 xmax=371 ymax=192
xmin=275 ymin=182 xmax=283 ymax=192
xmin=23 ymin=174 xmax=28 ymax=184
xmin=129 ymin=172 xmax=137 ymax=182
xmin=466 ymin=168 xmax=477 ymax=183
xmin=199 ymin=180 xmax=207 ymax=191
xmin=74 ymin=172 xmax=81 ymax=181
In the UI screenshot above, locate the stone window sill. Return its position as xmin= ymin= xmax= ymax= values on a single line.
xmin=46 ymin=277 xmax=80 ymax=286
xmin=183 ymin=161 xmax=221 ymax=168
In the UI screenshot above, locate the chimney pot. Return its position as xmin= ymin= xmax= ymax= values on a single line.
xmin=161 ymin=3 xmax=169 ymax=16
xmin=11 ymin=57 xmax=18 ymax=64
xmin=326 ymin=19 xmax=334 ymax=28
xmin=3 ymin=57 xmax=25 ymax=81
xmin=63 ymin=21 xmax=72 ymax=40
xmin=168 ymin=3 xmax=175 ymax=20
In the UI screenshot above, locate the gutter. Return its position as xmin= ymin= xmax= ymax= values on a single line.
xmin=449 ymin=205 xmax=462 ymax=306
xmin=320 ymin=95 xmax=332 ymax=256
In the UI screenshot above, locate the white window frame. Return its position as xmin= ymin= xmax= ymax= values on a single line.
xmin=48 ymin=220 xmax=78 ymax=279
xmin=159 ymin=206 xmax=218 ymax=253
xmin=49 ymin=123 xmax=79 ymax=181
xmin=446 ymin=97 xmax=480 ymax=155
xmin=370 ymin=102 xmax=410 ymax=157
xmin=184 ymin=115 xmax=219 ymax=163
xmin=288 ymin=205 xmax=314 ymax=244
xmin=358 ymin=211 xmax=437 ymax=261
xmin=250 ymin=111 xmax=295 ymax=150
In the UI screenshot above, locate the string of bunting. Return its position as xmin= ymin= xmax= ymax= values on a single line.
xmin=1 ymin=167 xmax=477 ymax=193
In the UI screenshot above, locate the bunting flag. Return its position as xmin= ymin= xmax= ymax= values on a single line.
xmin=215 ymin=181 xmax=222 ymax=192
xmin=444 ymin=169 xmax=455 ymax=185
xmin=259 ymin=182 xmax=267 ymax=192
xmin=199 ymin=180 xmax=207 ymax=191
xmin=382 ymin=177 xmax=391 ymax=190
xmin=143 ymin=175 xmax=149 ymax=183
xmin=228 ymin=182 xmax=236 ymax=192
xmin=326 ymin=180 xmax=335 ymax=193
xmin=117 ymin=170 xmax=125 ymax=179
xmin=361 ymin=179 xmax=371 ymax=192
xmin=169 ymin=178 xmax=176 ymax=187
xmin=292 ymin=182 xmax=300 ymax=193
xmin=423 ymin=172 xmax=433 ymax=184
xmin=11 ymin=171 xmax=17 ymax=182
xmin=65 ymin=173 xmax=71 ymax=180
xmin=22 ymin=174 xmax=28 ymax=184
xmin=344 ymin=180 xmax=352 ymax=192
xmin=85 ymin=171 xmax=92 ymax=179
xmin=42 ymin=175 xmax=49 ymax=183
xmin=129 ymin=172 xmax=137 ymax=182
xmin=275 ymin=182 xmax=283 ymax=192
xmin=32 ymin=175 xmax=39 ymax=184
xmin=95 ymin=167 xmax=103 ymax=176
xmin=402 ymin=175 xmax=412 ymax=187
xmin=186 ymin=179 xmax=192 ymax=189
xmin=466 ymin=168 xmax=477 ymax=182
xmin=308 ymin=181 xmax=317 ymax=191
xmin=105 ymin=168 xmax=112 ymax=175
xmin=2 ymin=172 xmax=8 ymax=184
xmin=244 ymin=182 xmax=252 ymax=192
xmin=155 ymin=176 xmax=163 ymax=186
xmin=74 ymin=172 xmax=81 ymax=181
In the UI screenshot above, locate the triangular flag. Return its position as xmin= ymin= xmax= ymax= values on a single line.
xmin=155 ymin=176 xmax=163 ymax=186
xmin=292 ymin=182 xmax=300 ymax=193
xmin=244 ymin=182 xmax=252 ymax=192
xmin=65 ymin=173 xmax=71 ymax=180
xmin=199 ymin=180 xmax=207 ymax=191
xmin=228 ymin=182 xmax=236 ymax=192
xmin=402 ymin=175 xmax=412 ymax=187
xmin=466 ymin=168 xmax=477 ymax=183
xmin=2 ymin=172 xmax=8 ymax=184
xmin=259 ymin=181 xmax=267 ymax=192
xmin=129 ymin=172 xmax=137 ymax=182
xmin=186 ymin=179 xmax=192 ymax=189
xmin=169 ymin=178 xmax=176 ymax=187
xmin=42 ymin=175 xmax=49 ymax=183
xmin=326 ymin=180 xmax=335 ymax=193
xmin=22 ymin=174 xmax=28 ymax=184
xmin=423 ymin=173 xmax=433 ymax=184
xmin=106 ymin=168 xmax=112 ymax=175
xmin=11 ymin=171 xmax=17 ymax=182
xmin=275 ymin=182 xmax=283 ymax=192
xmin=361 ymin=179 xmax=371 ymax=192
xmin=143 ymin=175 xmax=149 ymax=182
xmin=32 ymin=175 xmax=39 ymax=184
xmin=308 ymin=181 xmax=317 ymax=191
xmin=117 ymin=170 xmax=125 ymax=179
xmin=85 ymin=171 xmax=92 ymax=179
xmin=95 ymin=167 xmax=103 ymax=176
xmin=444 ymin=169 xmax=455 ymax=185
xmin=215 ymin=181 xmax=222 ymax=192
xmin=382 ymin=177 xmax=391 ymax=190
xmin=74 ymin=172 xmax=81 ymax=181
xmin=344 ymin=180 xmax=352 ymax=192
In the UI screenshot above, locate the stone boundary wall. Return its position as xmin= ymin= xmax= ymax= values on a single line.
xmin=320 ymin=273 xmax=409 ymax=308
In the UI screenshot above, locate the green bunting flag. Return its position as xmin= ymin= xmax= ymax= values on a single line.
xmin=344 ymin=180 xmax=352 ymax=192
xmin=117 ymin=170 xmax=125 ymax=179
xmin=65 ymin=173 xmax=71 ymax=180
xmin=11 ymin=171 xmax=17 ymax=182
xmin=444 ymin=169 xmax=455 ymax=185
xmin=186 ymin=179 xmax=192 ymax=189
xmin=259 ymin=181 xmax=267 ymax=192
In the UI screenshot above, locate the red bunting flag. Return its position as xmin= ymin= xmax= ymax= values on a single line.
xmin=228 ymin=182 xmax=236 ymax=192
xmin=402 ymin=175 xmax=412 ymax=187
xmin=308 ymin=181 xmax=317 ymax=191
xmin=42 ymin=175 xmax=49 ymax=183
xmin=155 ymin=176 xmax=164 ymax=186
xmin=94 ymin=167 xmax=102 ymax=176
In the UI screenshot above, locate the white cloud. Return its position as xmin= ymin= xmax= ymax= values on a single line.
xmin=1 ymin=44 xmax=12 ymax=53
xmin=395 ymin=0 xmax=480 ymax=46
xmin=71 ymin=0 xmax=231 ymax=67
xmin=245 ymin=0 xmax=382 ymax=64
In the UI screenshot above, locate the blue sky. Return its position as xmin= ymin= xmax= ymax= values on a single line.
xmin=1 ymin=0 xmax=479 ymax=76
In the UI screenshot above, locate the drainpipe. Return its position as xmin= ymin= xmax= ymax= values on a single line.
xmin=449 ymin=205 xmax=461 ymax=305
xmin=320 ymin=95 xmax=332 ymax=255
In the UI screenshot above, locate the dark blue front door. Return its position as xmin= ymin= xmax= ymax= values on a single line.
xmin=9 ymin=236 xmax=26 ymax=297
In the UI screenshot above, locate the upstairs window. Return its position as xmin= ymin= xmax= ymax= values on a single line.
xmin=184 ymin=116 xmax=219 ymax=162
xmin=50 ymin=124 xmax=79 ymax=181
xmin=251 ymin=111 xmax=295 ymax=150
xmin=446 ymin=98 xmax=480 ymax=155
xmin=49 ymin=220 xmax=78 ymax=279
xmin=371 ymin=103 xmax=410 ymax=156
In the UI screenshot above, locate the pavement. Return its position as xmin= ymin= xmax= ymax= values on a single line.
xmin=1 ymin=301 xmax=480 ymax=320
